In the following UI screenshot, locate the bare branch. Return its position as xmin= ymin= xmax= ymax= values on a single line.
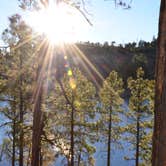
xmin=0 ymin=122 xmax=12 ymax=128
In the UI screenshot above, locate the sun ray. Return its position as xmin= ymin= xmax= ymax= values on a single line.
xmin=64 ymin=44 xmax=119 ymax=98
xmin=14 ymin=38 xmax=47 ymax=94
xmin=66 ymin=44 xmax=101 ymax=89
xmin=9 ymin=33 xmax=47 ymax=89
xmin=72 ymin=44 xmax=105 ymax=82
xmin=12 ymin=32 xmax=39 ymax=51
xmin=32 ymin=40 xmax=53 ymax=107
xmin=45 ymin=44 xmax=54 ymax=95
xmin=23 ymin=38 xmax=47 ymax=70
xmin=25 ymin=1 xmax=84 ymax=45
xmin=66 ymin=44 xmax=105 ymax=89
xmin=2 ymin=36 xmax=48 ymax=108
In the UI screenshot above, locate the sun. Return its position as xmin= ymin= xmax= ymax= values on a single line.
xmin=26 ymin=2 xmax=79 ymax=44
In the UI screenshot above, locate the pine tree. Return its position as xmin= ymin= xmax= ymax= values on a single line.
xmin=46 ymin=68 xmax=97 ymax=166
xmin=124 ymin=67 xmax=154 ymax=166
xmin=0 ymin=14 xmax=35 ymax=166
xmin=99 ymin=70 xmax=124 ymax=166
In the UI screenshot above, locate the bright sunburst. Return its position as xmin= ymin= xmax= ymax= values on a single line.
xmin=27 ymin=2 xmax=79 ymax=44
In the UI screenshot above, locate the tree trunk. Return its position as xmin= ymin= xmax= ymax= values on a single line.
xmin=136 ymin=114 xmax=140 ymax=166
xmin=70 ymin=92 xmax=75 ymax=166
xmin=31 ymin=43 xmax=47 ymax=166
xmin=19 ymin=52 xmax=24 ymax=166
xmin=39 ymin=147 xmax=43 ymax=166
xmin=152 ymin=0 xmax=166 ymax=166
xmin=11 ymin=98 xmax=16 ymax=166
xmin=107 ymin=107 xmax=112 ymax=166
xmin=19 ymin=93 xmax=23 ymax=166
xmin=12 ymin=111 xmax=16 ymax=166
xmin=77 ymin=152 xmax=81 ymax=166
xmin=57 ymin=79 xmax=75 ymax=166
xmin=26 ymin=144 xmax=31 ymax=166
xmin=31 ymin=82 xmax=43 ymax=166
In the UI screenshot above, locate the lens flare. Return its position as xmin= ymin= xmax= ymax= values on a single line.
xmin=26 ymin=2 xmax=79 ymax=45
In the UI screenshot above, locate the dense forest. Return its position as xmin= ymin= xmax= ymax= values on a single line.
xmin=0 ymin=14 xmax=156 ymax=166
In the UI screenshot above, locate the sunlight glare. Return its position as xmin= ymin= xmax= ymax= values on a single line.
xmin=27 ymin=3 xmax=79 ymax=44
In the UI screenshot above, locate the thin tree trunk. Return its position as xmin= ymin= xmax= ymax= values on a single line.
xmin=39 ymin=147 xmax=43 ymax=166
xmin=70 ymin=92 xmax=74 ymax=166
xmin=77 ymin=152 xmax=81 ymax=166
xmin=152 ymin=0 xmax=166 ymax=166
xmin=19 ymin=51 xmax=24 ymax=166
xmin=12 ymin=113 xmax=16 ymax=166
xmin=11 ymin=98 xmax=16 ymax=166
xmin=107 ymin=107 xmax=112 ymax=166
xmin=136 ymin=114 xmax=140 ymax=166
xmin=57 ymin=79 xmax=75 ymax=166
xmin=19 ymin=78 xmax=24 ymax=166
xmin=26 ymin=144 xmax=31 ymax=166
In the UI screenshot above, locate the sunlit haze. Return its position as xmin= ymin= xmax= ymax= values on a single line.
xmin=26 ymin=2 xmax=83 ymax=44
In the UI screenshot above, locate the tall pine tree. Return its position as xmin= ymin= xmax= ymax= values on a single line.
xmin=124 ymin=67 xmax=154 ymax=166
xmin=46 ymin=68 xmax=97 ymax=166
xmin=99 ymin=70 xmax=124 ymax=166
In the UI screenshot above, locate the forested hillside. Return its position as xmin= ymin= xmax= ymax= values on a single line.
xmin=78 ymin=38 xmax=156 ymax=79
xmin=78 ymin=39 xmax=156 ymax=79
xmin=53 ymin=39 xmax=156 ymax=88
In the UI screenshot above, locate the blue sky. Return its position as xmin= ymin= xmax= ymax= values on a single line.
xmin=0 ymin=0 xmax=160 ymax=45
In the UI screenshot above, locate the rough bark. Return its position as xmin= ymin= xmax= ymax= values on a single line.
xmin=152 ymin=0 xmax=166 ymax=166
xmin=107 ymin=107 xmax=112 ymax=166
xmin=31 ymin=83 xmax=43 ymax=166
xmin=31 ymin=43 xmax=48 ymax=166
xmin=39 ymin=147 xmax=43 ymax=166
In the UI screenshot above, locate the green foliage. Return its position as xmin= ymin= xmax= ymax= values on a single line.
xmin=99 ymin=71 xmax=124 ymax=158
xmin=0 ymin=14 xmax=36 ymax=165
xmin=100 ymin=71 xmax=124 ymax=107
xmin=46 ymin=68 xmax=97 ymax=164
xmin=124 ymin=67 xmax=154 ymax=165
xmin=132 ymin=53 xmax=148 ymax=67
